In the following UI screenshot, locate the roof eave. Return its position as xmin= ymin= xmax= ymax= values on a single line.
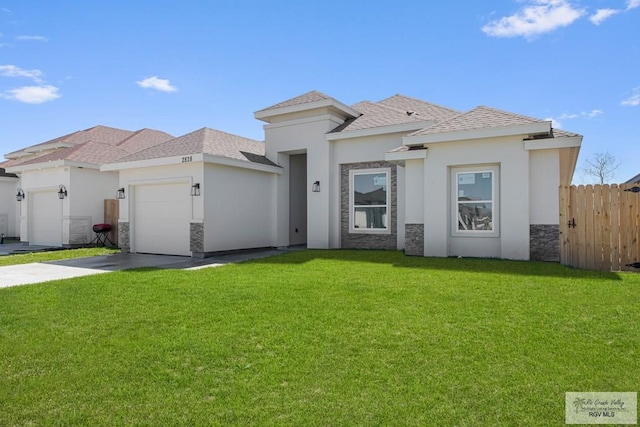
xmin=102 ymin=153 xmax=282 ymax=175
xmin=101 ymin=154 xmax=206 ymax=171
xmin=524 ymin=135 xmax=582 ymax=151
xmin=254 ymin=98 xmax=360 ymax=123
xmin=384 ymin=148 xmax=428 ymax=166
xmin=203 ymin=154 xmax=282 ymax=174
xmin=5 ymin=160 xmax=101 ymax=173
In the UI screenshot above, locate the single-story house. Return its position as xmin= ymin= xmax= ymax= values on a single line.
xmin=1 ymin=126 xmax=173 ymax=246
xmin=0 ymin=167 xmax=19 ymax=239
xmin=2 ymin=90 xmax=582 ymax=261
xmin=254 ymin=91 xmax=581 ymax=261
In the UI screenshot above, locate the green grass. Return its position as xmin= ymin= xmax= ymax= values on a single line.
xmin=0 ymin=247 xmax=119 ymax=266
xmin=0 ymin=250 xmax=638 ymax=426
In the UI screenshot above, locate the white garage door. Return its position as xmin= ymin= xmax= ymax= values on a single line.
xmin=133 ymin=183 xmax=191 ymax=256
xmin=31 ymin=191 xmax=63 ymax=246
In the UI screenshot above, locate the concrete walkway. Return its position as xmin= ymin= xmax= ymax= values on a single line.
xmin=0 ymin=248 xmax=291 ymax=288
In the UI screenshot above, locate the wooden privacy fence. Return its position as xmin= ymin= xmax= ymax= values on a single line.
xmin=560 ymin=184 xmax=639 ymax=271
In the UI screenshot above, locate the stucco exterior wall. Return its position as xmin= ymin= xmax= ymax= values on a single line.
xmin=117 ymin=161 xmax=276 ymax=255
xmin=0 ymin=177 xmax=19 ymax=238
xmin=203 ymin=163 xmax=276 ymax=253
xmin=529 ymin=149 xmax=560 ymax=225
xmin=264 ymin=114 xmax=344 ymax=249
xmin=418 ymin=136 xmax=531 ymax=260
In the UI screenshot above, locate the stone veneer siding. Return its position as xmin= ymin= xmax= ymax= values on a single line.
xmin=190 ymin=222 xmax=204 ymax=254
xmin=341 ymin=161 xmax=397 ymax=250
xmin=404 ymin=224 xmax=424 ymax=256
xmin=530 ymin=224 xmax=559 ymax=262
xmin=118 ymin=222 xmax=130 ymax=253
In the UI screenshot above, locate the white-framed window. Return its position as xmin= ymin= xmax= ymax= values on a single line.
xmin=349 ymin=168 xmax=391 ymax=234
xmin=451 ymin=165 xmax=499 ymax=237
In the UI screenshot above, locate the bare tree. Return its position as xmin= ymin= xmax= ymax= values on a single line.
xmin=582 ymin=152 xmax=621 ymax=184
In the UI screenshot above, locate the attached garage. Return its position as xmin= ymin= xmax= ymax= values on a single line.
xmin=30 ymin=191 xmax=63 ymax=246
xmin=133 ymin=182 xmax=191 ymax=256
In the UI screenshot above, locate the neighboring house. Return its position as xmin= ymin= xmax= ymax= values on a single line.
xmin=2 ymin=90 xmax=582 ymax=261
xmin=102 ymin=128 xmax=281 ymax=257
xmin=0 ymin=167 xmax=19 ymax=238
xmin=625 ymin=173 xmax=640 ymax=184
xmin=2 ymin=126 xmax=173 ymax=246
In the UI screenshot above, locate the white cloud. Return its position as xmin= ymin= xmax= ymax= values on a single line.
xmin=545 ymin=117 xmax=563 ymax=128
xmin=590 ymin=8 xmax=620 ymax=25
xmin=136 ymin=76 xmax=177 ymax=93
xmin=16 ymin=35 xmax=48 ymax=42
xmin=482 ymin=0 xmax=586 ymax=39
xmin=621 ymin=87 xmax=640 ymax=106
xmin=627 ymin=0 xmax=640 ymax=10
xmin=0 ymin=85 xmax=60 ymax=104
xmin=0 ymin=64 xmax=44 ymax=83
xmin=547 ymin=109 xmax=603 ymax=128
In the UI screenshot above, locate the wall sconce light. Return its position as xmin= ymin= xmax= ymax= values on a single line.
xmin=16 ymin=188 xmax=25 ymax=202
xmin=58 ymin=184 xmax=67 ymax=199
xmin=191 ymin=183 xmax=201 ymax=196
xmin=312 ymin=181 xmax=320 ymax=192
xmin=116 ymin=187 xmax=125 ymax=200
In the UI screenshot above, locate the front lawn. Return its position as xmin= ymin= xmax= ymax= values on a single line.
xmin=0 ymin=247 xmax=119 ymax=266
xmin=0 ymin=250 xmax=638 ymax=426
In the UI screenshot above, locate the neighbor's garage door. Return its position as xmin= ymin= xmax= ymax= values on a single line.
xmin=133 ymin=183 xmax=191 ymax=256
xmin=30 ymin=191 xmax=63 ymax=246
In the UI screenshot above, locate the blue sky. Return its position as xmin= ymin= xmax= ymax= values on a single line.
xmin=1 ymin=0 xmax=638 ymax=183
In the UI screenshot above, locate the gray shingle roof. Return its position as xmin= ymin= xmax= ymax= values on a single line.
xmin=4 ymin=125 xmax=174 ymax=168
xmin=113 ymin=127 xmax=277 ymax=167
xmin=256 ymin=90 xmax=334 ymax=113
xmin=550 ymin=128 xmax=581 ymax=138
xmin=21 ymin=126 xmax=135 ymax=152
xmin=117 ymin=128 xmax=177 ymax=153
xmin=378 ymin=94 xmax=461 ymax=122
xmin=410 ymin=106 xmax=547 ymax=137
xmin=329 ymin=101 xmax=430 ymax=133
xmin=15 ymin=142 xmax=131 ymax=166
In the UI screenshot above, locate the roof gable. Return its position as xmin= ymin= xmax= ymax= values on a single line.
xmin=256 ymin=90 xmax=333 ymax=112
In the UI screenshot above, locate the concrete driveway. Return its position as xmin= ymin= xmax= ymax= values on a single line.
xmin=0 ymin=249 xmax=289 ymax=288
